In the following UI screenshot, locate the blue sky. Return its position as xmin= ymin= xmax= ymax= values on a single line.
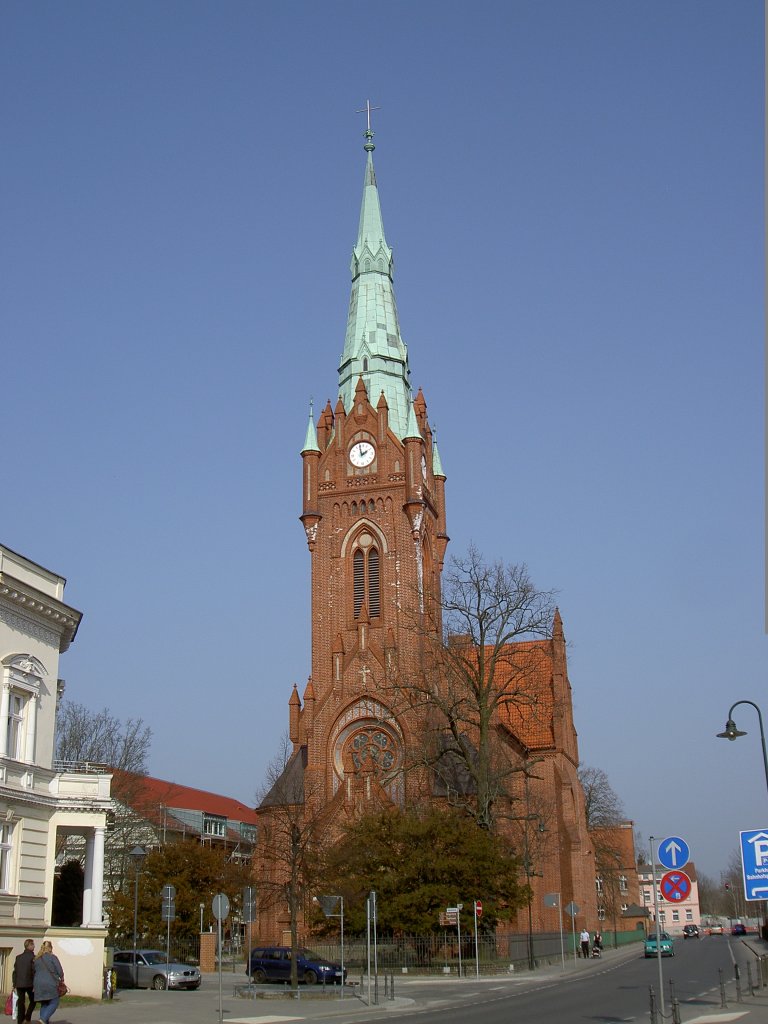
xmin=1 ymin=1 xmax=763 ymax=881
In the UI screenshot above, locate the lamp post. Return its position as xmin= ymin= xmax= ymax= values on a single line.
xmin=717 ymin=700 xmax=768 ymax=794
xmin=129 ymin=845 xmax=146 ymax=988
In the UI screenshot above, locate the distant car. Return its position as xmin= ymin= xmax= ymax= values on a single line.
xmin=112 ymin=950 xmax=201 ymax=990
xmin=645 ymin=932 xmax=675 ymax=957
xmin=248 ymin=946 xmax=346 ymax=985
xmin=708 ymin=924 xmax=724 ymax=935
xmin=732 ymin=923 xmax=747 ymax=936
xmin=682 ymin=925 xmax=700 ymax=939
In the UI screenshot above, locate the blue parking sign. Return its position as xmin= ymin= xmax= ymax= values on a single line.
xmin=739 ymin=829 xmax=768 ymax=900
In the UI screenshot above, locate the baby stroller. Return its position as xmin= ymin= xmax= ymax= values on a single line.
xmin=591 ymin=934 xmax=603 ymax=957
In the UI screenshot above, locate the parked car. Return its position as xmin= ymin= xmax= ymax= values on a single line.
xmin=112 ymin=950 xmax=201 ymax=990
xmin=682 ymin=925 xmax=700 ymax=939
xmin=732 ymin=922 xmax=747 ymax=936
xmin=644 ymin=931 xmax=674 ymax=957
xmin=248 ymin=946 xmax=346 ymax=985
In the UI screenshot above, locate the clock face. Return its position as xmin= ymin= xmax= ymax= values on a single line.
xmin=349 ymin=440 xmax=375 ymax=468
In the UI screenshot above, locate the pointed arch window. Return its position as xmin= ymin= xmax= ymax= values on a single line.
xmin=352 ymin=540 xmax=381 ymax=619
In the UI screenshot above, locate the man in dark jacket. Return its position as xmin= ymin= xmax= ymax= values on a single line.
xmin=12 ymin=939 xmax=36 ymax=1023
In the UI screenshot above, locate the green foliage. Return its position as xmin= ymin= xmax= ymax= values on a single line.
xmin=109 ymin=841 xmax=252 ymax=945
xmin=315 ymin=806 xmax=527 ymax=934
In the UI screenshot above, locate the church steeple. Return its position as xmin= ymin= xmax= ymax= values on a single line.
xmin=338 ymin=120 xmax=412 ymax=438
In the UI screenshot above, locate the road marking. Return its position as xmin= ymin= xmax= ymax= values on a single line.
xmin=683 ymin=1014 xmax=747 ymax=1023
xmin=227 ymin=1017 xmax=304 ymax=1023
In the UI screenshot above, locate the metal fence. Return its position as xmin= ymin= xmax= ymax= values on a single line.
xmin=290 ymin=930 xmax=644 ymax=975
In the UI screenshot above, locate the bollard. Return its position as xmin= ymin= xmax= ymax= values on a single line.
xmin=735 ymin=963 xmax=743 ymax=1003
xmin=747 ymin=962 xmax=755 ymax=996
xmin=390 ymin=971 xmax=395 ymax=1000
xmin=672 ymin=997 xmax=681 ymax=1024
xmin=649 ymin=985 xmax=658 ymax=1024
xmin=719 ymin=968 xmax=728 ymax=1008
xmin=383 ymin=973 xmax=388 ymax=998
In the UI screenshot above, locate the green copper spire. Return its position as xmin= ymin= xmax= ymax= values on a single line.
xmin=338 ymin=120 xmax=413 ymax=438
xmin=302 ymin=400 xmax=320 ymax=453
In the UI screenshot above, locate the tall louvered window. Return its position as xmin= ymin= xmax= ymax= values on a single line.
xmin=353 ymin=545 xmax=380 ymax=618
xmin=353 ymin=550 xmax=365 ymax=616
xmin=367 ymin=548 xmax=380 ymax=616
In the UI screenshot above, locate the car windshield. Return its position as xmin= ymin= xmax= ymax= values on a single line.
xmin=298 ymin=948 xmax=329 ymax=963
xmin=142 ymin=952 xmax=168 ymax=965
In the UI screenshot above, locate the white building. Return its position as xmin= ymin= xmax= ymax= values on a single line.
xmin=0 ymin=544 xmax=111 ymax=998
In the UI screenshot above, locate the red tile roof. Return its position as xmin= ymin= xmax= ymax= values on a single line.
xmin=112 ymin=770 xmax=259 ymax=827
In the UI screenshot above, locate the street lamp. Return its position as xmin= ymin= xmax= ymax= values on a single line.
xmin=717 ymin=700 xmax=768 ymax=794
xmin=129 ymin=845 xmax=146 ymax=988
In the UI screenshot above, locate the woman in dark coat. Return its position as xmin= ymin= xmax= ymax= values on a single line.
xmin=32 ymin=941 xmax=65 ymax=1024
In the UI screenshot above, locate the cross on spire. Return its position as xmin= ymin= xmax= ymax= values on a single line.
xmin=357 ymin=99 xmax=381 ymax=152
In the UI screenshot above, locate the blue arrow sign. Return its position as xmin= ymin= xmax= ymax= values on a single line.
xmin=658 ymin=836 xmax=690 ymax=870
xmin=740 ymin=828 xmax=768 ymax=900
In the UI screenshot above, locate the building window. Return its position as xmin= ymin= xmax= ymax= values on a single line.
xmin=659 ymin=910 xmax=666 ymax=924
xmin=619 ymin=875 xmax=628 ymax=892
xmin=643 ymin=890 xmax=651 ymax=903
xmin=595 ymin=877 xmax=603 ymax=893
xmin=672 ymin=910 xmax=680 ymax=922
xmin=240 ymin=823 xmax=257 ymax=843
xmin=685 ymin=910 xmax=693 ymax=921
xmin=6 ymin=694 xmax=25 ymax=760
xmin=597 ymin=908 xmax=605 ymax=921
xmin=353 ymin=540 xmax=380 ymax=618
xmin=0 ymin=823 xmax=14 ymax=892
xmin=621 ymin=903 xmax=628 ymax=912
xmin=203 ymin=815 xmax=226 ymax=837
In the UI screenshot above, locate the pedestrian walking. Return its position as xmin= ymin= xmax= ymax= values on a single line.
xmin=32 ymin=941 xmax=65 ymax=1024
xmin=580 ymin=927 xmax=590 ymax=959
xmin=12 ymin=940 xmax=35 ymax=1023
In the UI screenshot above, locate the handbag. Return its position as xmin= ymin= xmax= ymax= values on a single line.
xmin=3 ymin=994 xmax=12 ymax=1016
xmin=57 ymin=981 xmax=68 ymax=997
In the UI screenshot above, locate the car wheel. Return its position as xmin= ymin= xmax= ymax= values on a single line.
xmin=152 ymin=975 xmax=167 ymax=990
xmin=252 ymin=968 xmax=267 ymax=984
xmin=304 ymin=969 xmax=318 ymax=985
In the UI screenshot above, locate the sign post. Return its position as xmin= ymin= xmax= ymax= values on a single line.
xmin=473 ymin=900 xmax=482 ymax=977
xmin=565 ymin=901 xmax=580 ymax=965
xmin=544 ymin=893 xmax=565 ymax=969
xmin=212 ymin=893 xmax=229 ymax=1023
xmin=161 ymin=884 xmax=176 ymax=986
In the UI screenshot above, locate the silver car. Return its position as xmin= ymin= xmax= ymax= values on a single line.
xmin=112 ymin=949 xmax=201 ymax=990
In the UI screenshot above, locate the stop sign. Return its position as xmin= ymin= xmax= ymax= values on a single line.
xmin=474 ymin=900 xmax=483 ymax=918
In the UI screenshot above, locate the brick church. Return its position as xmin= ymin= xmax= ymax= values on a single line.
xmin=255 ymin=121 xmax=597 ymax=942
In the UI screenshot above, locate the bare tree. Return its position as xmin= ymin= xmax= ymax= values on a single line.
xmin=255 ymin=736 xmax=328 ymax=988
xmin=578 ymin=765 xmax=625 ymax=828
xmin=55 ymin=701 xmax=151 ymax=773
xmin=394 ymin=545 xmax=556 ymax=831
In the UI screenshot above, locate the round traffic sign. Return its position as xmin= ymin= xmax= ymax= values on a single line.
xmin=474 ymin=900 xmax=483 ymax=918
xmin=660 ymin=870 xmax=692 ymax=902
xmin=658 ymin=836 xmax=690 ymax=871
xmin=212 ymin=893 xmax=230 ymax=920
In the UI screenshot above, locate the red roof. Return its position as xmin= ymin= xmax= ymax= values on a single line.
xmin=112 ymin=770 xmax=259 ymax=827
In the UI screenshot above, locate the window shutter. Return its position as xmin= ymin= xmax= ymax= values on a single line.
xmin=353 ymin=550 xmax=365 ymax=616
xmin=368 ymin=548 xmax=380 ymax=617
